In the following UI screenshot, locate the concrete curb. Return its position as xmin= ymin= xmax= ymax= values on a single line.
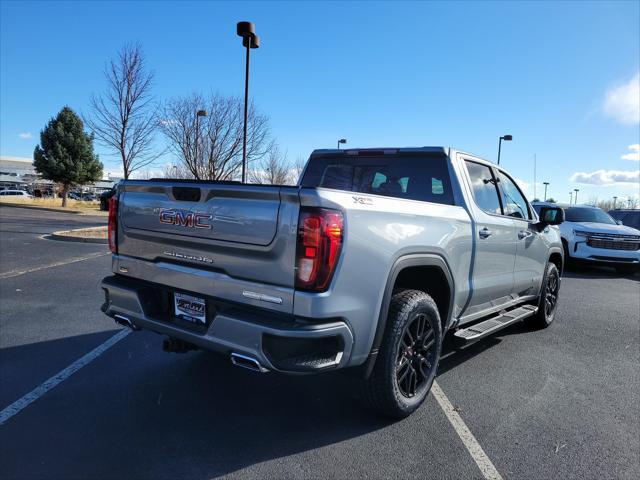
xmin=50 ymin=226 xmax=108 ymax=244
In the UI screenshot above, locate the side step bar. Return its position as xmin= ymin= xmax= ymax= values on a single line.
xmin=453 ymin=304 xmax=538 ymax=344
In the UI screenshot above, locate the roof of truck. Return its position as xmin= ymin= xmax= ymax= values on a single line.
xmin=310 ymin=147 xmax=499 ymax=166
xmin=311 ymin=146 xmax=448 ymax=156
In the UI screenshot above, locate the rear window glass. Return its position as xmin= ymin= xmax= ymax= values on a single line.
xmin=301 ymin=154 xmax=455 ymax=205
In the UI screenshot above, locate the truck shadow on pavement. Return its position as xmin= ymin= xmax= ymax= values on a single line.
xmin=0 ymin=314 xmax=566 ymax=479
xmin=0 ymin=331 xmax=395 ymax=480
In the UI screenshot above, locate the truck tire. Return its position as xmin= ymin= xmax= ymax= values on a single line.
xmin=529 ymin=262 xmax=561 ymax=328
xmin=363 ymin=289 xmax=442 ymax=418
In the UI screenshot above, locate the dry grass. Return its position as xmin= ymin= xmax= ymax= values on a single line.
xmin=0 ymin=196 xmax=106 ymax=215
xmin=54 ymin=226 xmax=108 ymax=239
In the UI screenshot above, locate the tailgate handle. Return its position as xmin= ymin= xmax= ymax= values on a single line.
xmin=172 ymin=187 xmax=201 ymax=202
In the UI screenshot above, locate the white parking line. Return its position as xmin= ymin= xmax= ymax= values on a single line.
xmin=0 ymin=252 xmax=109 ymax=279
xmin=432 ymin=380 xmax=504 ymax=480
xmin=0 ymin=329 xmax=130 ymax=425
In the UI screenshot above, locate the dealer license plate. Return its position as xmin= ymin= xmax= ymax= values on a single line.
xmin=173 ymin=292 xmax=207 ymax=324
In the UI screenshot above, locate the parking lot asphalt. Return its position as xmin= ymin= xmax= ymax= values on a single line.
xmin=0 ymin=205 xmax=638 ymax=480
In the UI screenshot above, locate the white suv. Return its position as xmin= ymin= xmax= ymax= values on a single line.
xmin=533 ymin=202 xmax=639 ymax=274
xmin=0 ymin=189 xmax=32 ymax=198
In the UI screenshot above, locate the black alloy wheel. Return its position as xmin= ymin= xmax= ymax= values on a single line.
xmin=544 ymin=267 xmax=560 ymax=320
xmin=396 ymin=312 xmax=437 ymax=398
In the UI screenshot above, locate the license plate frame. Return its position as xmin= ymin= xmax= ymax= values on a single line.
xmin=173 ymin=292 xmax=207 ymax=325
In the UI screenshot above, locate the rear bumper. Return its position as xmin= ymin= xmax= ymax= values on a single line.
xmin=100 ymin=275 xmax=354 ymax=373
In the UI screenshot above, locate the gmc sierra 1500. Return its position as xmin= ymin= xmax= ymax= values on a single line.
xmin=100 ymin=147 xmax=565 ymax=417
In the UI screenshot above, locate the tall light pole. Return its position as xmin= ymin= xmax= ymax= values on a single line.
xmin=337 ymin=138 xmax=347 ymax=149
xmin=574 ymin=188 xmax=579 ymax=204
xmin=195 ymin=109 xmax=208 ymax=176
xmin=543 ymin=182 xmax=549 ymax=201
xmin=237 ymin=21 xmax=260 ymax=183
xmin=613 ymin=196 xmax=618 ymax=209
xmin=497 ymin=134 xmax=512 ymax=165
xmin=569 ymin=191 xmax=573 ymax=204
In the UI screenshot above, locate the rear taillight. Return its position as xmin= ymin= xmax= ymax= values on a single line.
xmin=295 ymin=208 xmax=344 ymax=292
xmin=108 ymin=196 xmax=118 ymax=254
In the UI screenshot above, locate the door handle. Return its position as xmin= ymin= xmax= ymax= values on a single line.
xmin=518 ymin=230 xmax=533 ymax=239
xmin=479 ymin=227 xmax=492 ymax=239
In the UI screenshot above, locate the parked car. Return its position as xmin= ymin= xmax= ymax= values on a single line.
xmin=81 ymin=192 xmax=97 ymax=201
xmin=100 ymin=146 xmax=565 ymax=418
xmin=0 ymin=189 xmax=32 ymax=198
xmin=533 ymin=202 xmax=639 ymax=274
xmin=99 ymin=188 xmax=116 ymax=211
xmin=609 ymin=209 xmax=640 ymax=230
xmin=65 ymin=192 xmax=82 ymax=200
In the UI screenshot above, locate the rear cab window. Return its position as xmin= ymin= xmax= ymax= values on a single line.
xmin=301 ymin=152 xmax=455 ymax=205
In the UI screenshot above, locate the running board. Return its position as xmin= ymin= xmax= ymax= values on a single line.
xmin=453 ymin=304 xmax=538 ymax=344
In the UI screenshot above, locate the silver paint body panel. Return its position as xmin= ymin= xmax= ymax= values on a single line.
xmin=101 ymin=147 xmax=562 ymax=371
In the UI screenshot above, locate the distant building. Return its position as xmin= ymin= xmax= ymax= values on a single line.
xmin=0 ymin=156 xmax=118 ymax=192
xmin=0 ymin=156 xmax=37 ymax=189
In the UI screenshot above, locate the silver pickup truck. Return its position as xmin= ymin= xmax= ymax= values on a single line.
xmin=101 ymin=147 xmax=565 ymax=417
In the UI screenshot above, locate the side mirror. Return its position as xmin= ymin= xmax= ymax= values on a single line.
xmin=538 ymin=206 xmax=564 ymax=227
xmin=616 ymin=220 xmax=623 ymax=225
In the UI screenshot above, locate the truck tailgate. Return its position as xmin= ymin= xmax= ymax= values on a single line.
xmin=116 ymin=181 xmax=300 ymax=293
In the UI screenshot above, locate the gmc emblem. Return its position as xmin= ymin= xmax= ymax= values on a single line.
xmin=159 ymin=209 xmax=213 ymax=229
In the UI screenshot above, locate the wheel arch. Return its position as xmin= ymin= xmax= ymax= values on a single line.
xmin=548 ymin=247 xmax=564 ymax=276
xmin=363 ymin=254 xmax=454 ymax=377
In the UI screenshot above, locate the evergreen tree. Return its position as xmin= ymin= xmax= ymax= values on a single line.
xmin=34 ymin=106 xmax=103 ymax=207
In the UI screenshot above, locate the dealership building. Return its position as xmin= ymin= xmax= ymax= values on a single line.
xmin=0 ymin=156 xmax=119 ymax=192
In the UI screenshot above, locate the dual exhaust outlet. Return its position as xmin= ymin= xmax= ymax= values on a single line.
xmin=114 ymin=314 xmax=140 ymax=331
xmin=230 ymin=352 xmax=269 ymax=373
xmin=113 ymin=314 xmax=267 ymax=372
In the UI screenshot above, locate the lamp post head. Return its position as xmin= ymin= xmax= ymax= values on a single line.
xmin=242 ymin=34 xmax=260 ymax=48
xmin=196 ymin=110 xmax=208 ymax=117
xmin=543 ymin=181 xmax=549 ymax=186
xmin=339 ymin=139 xmax=347 ymax=145
xmin=238 ymin=21 xmax=259 ymax=48
xmin=501 ymin=135 xmax=513 ymax=141
xmin=237 ymin=21 xmax=255 ymax=37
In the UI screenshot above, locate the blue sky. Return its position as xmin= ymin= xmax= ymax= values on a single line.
xmin=1 ymin=0 xmax=639 ymax=204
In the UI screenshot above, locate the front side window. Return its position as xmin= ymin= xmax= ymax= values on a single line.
xmin=464 ymin=161 xmax=502 ymax=215
xmin=497 ymin=171 xmax=531 ymax=220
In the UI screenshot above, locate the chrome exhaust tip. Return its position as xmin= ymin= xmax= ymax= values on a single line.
xmin=230 ymin=352 xmax=268 ymax=373
xmin=114 ymin=314 xmax=140 ymax=331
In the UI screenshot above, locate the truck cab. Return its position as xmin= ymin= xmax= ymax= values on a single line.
xmin=100 ymin=146 xmax=564 ymax=417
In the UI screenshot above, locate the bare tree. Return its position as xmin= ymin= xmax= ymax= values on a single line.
xmin=160 ymin=92 xmax=270 ymax=181
xmin=163 ymin=162 xmax=193 ymax=179
xmin=292 ymin=155 xmax=308 ymax=184
xmin=250 ymin=144 xmax=294 ymax=184
xmin=86 ymin=43 xmax=159 ymax=179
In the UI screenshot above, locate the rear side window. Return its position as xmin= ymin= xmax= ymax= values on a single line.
xmin=301 ymin=154 xmax=455 ymax=205
xmin=464 ymin=161 xmax=502 ymax=215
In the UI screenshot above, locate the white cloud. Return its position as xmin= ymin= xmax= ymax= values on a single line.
xmin=514 ymin=177 xmax=530 ymax=191
xmin=570 ymin=169 xmax=639 ymax=186
xmin=514 ymin=178 xmax=547 ymax=198
xmin=18 ymin=132 xmax=32 ymax=139
xmin=621 ymin=144 xmax=640 ymax=161
xmin=603 ymin=72 xmax=640 ymax=125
